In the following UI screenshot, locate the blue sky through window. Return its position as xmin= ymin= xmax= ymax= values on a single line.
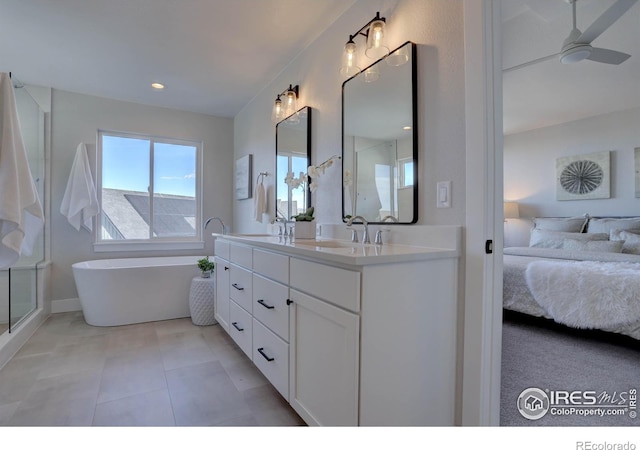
xmin=102 ymin=135 xmax=196 ymax=197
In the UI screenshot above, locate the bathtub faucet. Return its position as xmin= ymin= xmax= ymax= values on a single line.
xmin=204 ymin=217 xmax=227 ymax=235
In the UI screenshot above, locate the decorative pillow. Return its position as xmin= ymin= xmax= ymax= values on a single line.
xmin=532 ymin=216 xmax=589 ymax=233
xmin=561 ymin=238 xmax=624 ymax=253
xmin=587 ymin=217 xmax=640 ymax=234
xmin=529 ymin=229 xmax=608 ymax=249
xmin=609 ymin=229 xmax=640 ymax=254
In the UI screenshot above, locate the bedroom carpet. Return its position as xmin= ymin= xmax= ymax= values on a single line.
xmin=500 ymin=311 xmax=640 ymax=427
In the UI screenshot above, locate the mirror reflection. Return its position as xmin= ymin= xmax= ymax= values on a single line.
xmin=276 ymin=107 xmax=311 ymax=221
xmin=342 ymin=41 xmax=417 ymax=223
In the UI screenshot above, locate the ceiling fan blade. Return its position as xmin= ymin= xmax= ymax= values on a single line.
xmin=503 ymin=53 xmax=559 ymax=74
xmin=577 ymin=0 xmax=638 ymax=43
xmin=587 ymin=47 xmax=632 ymax=64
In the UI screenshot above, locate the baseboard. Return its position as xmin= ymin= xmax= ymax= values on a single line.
xmin=51 ymin=297 xmax=81 ymax=313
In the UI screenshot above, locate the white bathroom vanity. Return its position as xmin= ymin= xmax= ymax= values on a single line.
xmin=213 ymin=231 xmax=460 ymax=426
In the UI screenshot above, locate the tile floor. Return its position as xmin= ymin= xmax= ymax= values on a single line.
xmin=0 ymin=312 xmax=305 ymax=426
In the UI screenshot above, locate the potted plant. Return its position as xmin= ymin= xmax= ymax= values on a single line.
xmin=292 ymin=206 xmax=316 ymax=239
xmin=197 ymin=257 xmax=215 ymax=278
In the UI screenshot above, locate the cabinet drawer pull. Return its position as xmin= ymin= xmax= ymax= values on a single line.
xmin=232 ymin=283 xmax=244 ymax=291
xmin=286 ymin=299 xmax=293 ymax=305
xmin=257 ymin=347 xmax=275 ymax=362
xmin=257 ymin=299 xmax=275 ymax=309
xmin=231 ymin=321 xmax=244 ymax=332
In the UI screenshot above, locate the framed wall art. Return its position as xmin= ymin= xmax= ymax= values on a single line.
xmin=633 ymin=147 xmax=640 ymax=198
xmin=235 ymin=154 xmax=252 ymax=200
xmin=556 ymin=151 xmax=610 ymax=201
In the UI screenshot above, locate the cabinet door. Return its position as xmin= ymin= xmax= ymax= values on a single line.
xmin=289 ymin=289 xmax=359 ymax=426
xmin=214 ymin=257 xmax=230 ymax=332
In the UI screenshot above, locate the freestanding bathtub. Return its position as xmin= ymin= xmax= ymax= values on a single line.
xmin=72 ymin=256 xmax=205 ymax=326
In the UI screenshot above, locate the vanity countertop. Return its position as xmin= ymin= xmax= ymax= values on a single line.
xmin=212 ymin=233 xmax=459 ymax=266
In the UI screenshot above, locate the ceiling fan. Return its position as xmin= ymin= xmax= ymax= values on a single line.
xmin=504 ymin=0 xmax=637 ymax=73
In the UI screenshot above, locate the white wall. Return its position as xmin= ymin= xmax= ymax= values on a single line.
xmin=233 ymin=0 xmax=466 ymax=232
xmin=50 ymin=90 xmax=234 ymax=302
xmin=504 ymin=107 xmax=640 ymax=246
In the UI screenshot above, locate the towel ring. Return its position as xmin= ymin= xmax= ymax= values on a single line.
xmin=256 ymin=172 xmax=268 ymax=184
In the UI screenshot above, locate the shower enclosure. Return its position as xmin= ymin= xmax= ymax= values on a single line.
xmin=0 ymin=82 xmax=46 ymax=335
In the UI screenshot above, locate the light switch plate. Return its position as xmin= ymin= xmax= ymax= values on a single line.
xmin=436 ymin=181 xmax=451 ymax=208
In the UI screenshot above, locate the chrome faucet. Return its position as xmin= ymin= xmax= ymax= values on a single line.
xmin=274 ymin=216 xmax=291 ymax=237
xmin=374 ymin=215 xmax=398 ymax=245
xmin=204 ymin=217 xmax=227 ymax=234
xmin=346 ymin=215 xmax=370 ymax=244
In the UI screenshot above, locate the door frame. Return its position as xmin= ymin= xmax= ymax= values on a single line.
xmin=462 ymin=0 xmax=504 ymax=426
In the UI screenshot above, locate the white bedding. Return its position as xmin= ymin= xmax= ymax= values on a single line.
xmin=503 ymin=247 xmax=640 ymax=340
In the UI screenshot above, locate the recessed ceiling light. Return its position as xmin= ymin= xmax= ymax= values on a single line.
xmin=403 ymin=126 xmax=412 ymax=131
xmin=151 ymin=82 xmax=165 ymax=90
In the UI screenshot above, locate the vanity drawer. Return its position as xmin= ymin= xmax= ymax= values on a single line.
xmin=252 ymin=274 xmax=289 ymax=342
xmin=230 ymin=244 xmax=252 ymax=269
xmin=229 ymin=300 xmax=253 ymax=359
xmin=253 ymin=249 xmax=289 ymax=284
xmin=229 ymin=264 xmax=253 ymax=313
xmin=290 ymin=258 xmax=361 ymax=313
xmin=253 ymin=318 xmax=289 ymax=400
xmin=214 ymin=239 xmax=230 ymax=260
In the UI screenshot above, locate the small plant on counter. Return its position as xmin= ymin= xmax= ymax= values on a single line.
xmin=292 ymin=206 xmax=315 ymax=222
xmin=197 ymin=257 xmax=215 ymax=278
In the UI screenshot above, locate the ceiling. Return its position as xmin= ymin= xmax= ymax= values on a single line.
xmin=2 ymin=0 xmax=637 ymax=132
xmin=502 ymin=0 xmax=640 ymax=135
xmin=0 ymin=0 xmax=355 ymax=118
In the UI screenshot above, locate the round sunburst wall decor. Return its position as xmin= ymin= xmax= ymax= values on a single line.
xmin=560 ymin=160 xmax=604 ymax=195
xmin=556 ymin=151 xmax=610 ymax=201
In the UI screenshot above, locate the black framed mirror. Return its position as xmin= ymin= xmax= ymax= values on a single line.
xmin=342 ymin=41 xmax=417 ymax=224
xmin=276 ymin=106 xmax=311 ymax=221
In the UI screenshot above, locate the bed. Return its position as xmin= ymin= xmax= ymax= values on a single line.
xmin=503 ymin=216 xmax=640 ymax=340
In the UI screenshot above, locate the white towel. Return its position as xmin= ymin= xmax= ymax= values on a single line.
xmin=0 ymin=73 xmax=44 ymax=269
xmin=60 ymin=143 xmax=100 ymax=231
xmin=253 ymin=180 xmax=266 ymax=222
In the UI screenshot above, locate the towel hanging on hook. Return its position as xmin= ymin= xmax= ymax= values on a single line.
xmin=254 ymin=172 xmax=268 ymax=223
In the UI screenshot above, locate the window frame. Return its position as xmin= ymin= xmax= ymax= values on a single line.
xmin=95 ymin=129 xmax=204 ymax=252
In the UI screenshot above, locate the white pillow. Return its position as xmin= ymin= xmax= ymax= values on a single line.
xmin=529 ymin=229 xmax=608 ymax=249
xmin=610 ymin=229 xmax=640 ymax=254
xmin=533 ymin=216 xmax=588 ymax=233
xmin=562 ymin=238 xmax=624 ymax=253
xmin=587 ymin=217 xmax=640 ymax=234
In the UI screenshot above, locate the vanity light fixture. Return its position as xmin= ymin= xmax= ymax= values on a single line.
xmin=272 ymin=84 xmax=299 ymax=123
xmin=340 ymin=11 xmax=390 ymax=76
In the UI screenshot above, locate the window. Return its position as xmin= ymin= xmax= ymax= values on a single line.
xmin=97 ymin=131 xmax=202 ymax=249
xmin=398 ymin=157 xmax=414 ymax=188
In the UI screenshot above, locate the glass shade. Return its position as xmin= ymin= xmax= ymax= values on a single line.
xmin=340 ymin=40 xmax=361 ymax=76
xmin=365 ymin=19 xmax=389 ymax=60
xmin=363 ymin=64 xmax=379 ymax=83
xmin=386 ymin=45 xmax=409 ymax=66
xmin=272 ymin=95 xmax=284 ymax=123
xmin=284 ymin=88 xmax=298 ymax=120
